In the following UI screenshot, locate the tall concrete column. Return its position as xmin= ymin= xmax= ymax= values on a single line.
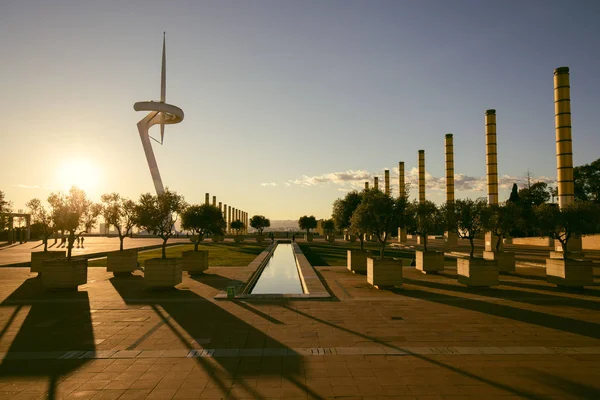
xmin=445 ymin=134 xmax=458 ymax=248
xmin=484 ymin=110 xmax=501 ymax=252
xmin=212 ymin=196 xmax=216 ymax=206
xmin=554 ymin=66 xmax=582 ymax=254
xmin=223 ymin=203 xmax=227 ymax=230
xmin=205 ymin=193 xmax=209 ymax=205
xmin=397 ymin=161 xmax=407 ymax=243
xmin=365 ymin=182 xmax=369 ymax=190
xmin=384 ymin=169 xmax=390 ymax=196
xmin=418 ymin=150 xmax=425 ymax=203
xmin=417 ymin=150 xmax=426 ymax=245
xmin=228 ymin=206 xmax=232 ymax=233
xmin=374 ymin=177 xmax=379 ymax=191
xmin=218 ymin=202 xmax=222 ymax=212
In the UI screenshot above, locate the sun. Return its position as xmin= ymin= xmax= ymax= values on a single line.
xmin=57 ymin=158 xmax=103 ymax=193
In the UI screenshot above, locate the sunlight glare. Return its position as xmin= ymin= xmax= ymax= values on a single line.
xmin=57 ymin=157 xmax=103 ymax=194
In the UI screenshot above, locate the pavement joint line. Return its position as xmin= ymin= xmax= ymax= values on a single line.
xmin=3 ymin=346 xmax=599 ymax=360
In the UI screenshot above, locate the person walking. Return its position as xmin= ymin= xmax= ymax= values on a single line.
xmin=81 ymin=236 xmax=85 ymax=248
xmin=292 ymin=233 xmax=295 ymax=242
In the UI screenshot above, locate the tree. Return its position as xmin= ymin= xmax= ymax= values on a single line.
xmin=230 ymin=219 xmax=245 ymax=235
xmin=47 ymin=187 xmax=101 ymax=260
xmin=574 ymin=158 xmax=600 ymax=203
xmin=322 ymin=219 xmax=335 ymax=237
xmin=181 ymin=204 xmax=226 ymax=251
xmin=249 ymin=215 xmax=270 ymax=235
xmin=406 ymin=200 xmax=444 ymax=252
xmin=298 ymin=215 xmax=317 ymax=237
xmin=447 ymin=198 xmax=488 ymax=259
xmin=101 ymin=193 xmax=138 ymax=252
xmin=349 ymin=189 xmax=402 ymax=259
xmin=482 ymin=202 xmax=522 ymax=252
xmin=519 ymin=181 xmax=551 ymax=206
xmin=534 ymin=201 xmax=600 ymax=259
xmin=135 ymin=189 xmax=186 ymax=259
xmin=507 ymin=183 xmax=520 ymax=203
xmin=26 ymin=198 xmax=55 ymax=252
xmin=0 ymin=190 xmax=12 ymax=231
xmin=332 ymin=191 xmax=363 ymax=232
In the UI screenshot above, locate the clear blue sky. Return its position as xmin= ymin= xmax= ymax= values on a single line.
xmin=1 ymin=0 xmax=599 ymax=220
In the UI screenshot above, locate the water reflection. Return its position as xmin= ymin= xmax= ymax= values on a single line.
xmin=251 ymin=243 xmax=303 ymax=294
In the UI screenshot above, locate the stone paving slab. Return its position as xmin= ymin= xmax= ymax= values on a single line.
xmin=0 ymin=256 xmax=599 ymax=399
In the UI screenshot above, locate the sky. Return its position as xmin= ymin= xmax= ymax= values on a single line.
xmin=1 ymin=0 xmax=599 ymax=220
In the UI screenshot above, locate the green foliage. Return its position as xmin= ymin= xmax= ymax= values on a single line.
xmin=135 ymin=189 xmax=186 ymax=259
xmin=519 ymin=181 xmax=551 ymax=206
xmin=249 ymin=215 xmax=270 ymax=235
xmin=574 ymin=158 xmax=600 ymax=203
xmin=101 ymin=193 xmax=137 ymax=251
xmin=26 ymin=198 xmax=55 ymax=251
xmin=447 ymin=198 xmax=488 ymax=258
xmin=0 ymin=190 xmax=12 ymax=231
xmin=298 ymin=215 xmax=317 ymax=235
xmin=349 ymin=189 xmax=405 ymax=259
xmin=182 ymin=204 xmax=226 ymax=251
xmin=482 ymin=202 xmax=522 ymax=252
xmin=507 ymin=183 xmax=520 ymax=203
xmin=406 ymin=200 xmax=444 ymax=251
xmin=332 ymin=191 xmax=363 ymax=231
xmin=322 ymin=219 xmax=335 ymax=234
xmin=534 ymin=201 xmax=600 ymax=258
xmin=230 ymin=219 xmax=245 ymax=235
xmin=47 ymin=187 xmax=101 ymax=260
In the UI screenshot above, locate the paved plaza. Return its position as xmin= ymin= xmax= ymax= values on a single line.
xmin=0 ymin=238 xmax=599 ymax=399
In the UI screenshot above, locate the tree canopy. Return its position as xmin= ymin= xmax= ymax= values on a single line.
xmin=446 ymin=198 xmax=488 ymax=258
xmin=101 ymin=193 xmax=138 ymax=251
xmin=574 ymin=157 xmax=600 ymax=203
xmin=47 ymin=187 xmax=101 ymax=260
xmin=135 ymin=189 xmax=186 ymax=259
xmin=230 ymin=219 xmax=245 ymax=234
xmin=26 ymin=198 xmax=55 ymax=251
xmin=482 ymin=202 xmax=522 ymax=252
xmin=534 ymin=201 xmax=600 ymax=258
xmin=406 ymin=200 xmax=444 ymax=251
xmin=249 ymin=215 xmax=270 ymax=235
xmin=332 ymin=191 xmax=363 ymax=232
xmin=298 ymin=215 xmax=317 ymax=235
xmin=181 ymin=204 xmax=226 ymax=251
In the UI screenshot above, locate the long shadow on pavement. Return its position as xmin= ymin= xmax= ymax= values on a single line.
xmin=403 ymin=277 xmax=600 ymax=312
xmin=0 ymin=278 xmax=95 ymax=399
xmin=109 ymin=275 xmax=322 ymax=399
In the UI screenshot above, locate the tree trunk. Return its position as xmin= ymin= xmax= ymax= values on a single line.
xmin=162 ymin=238 xmax=168 ymax=259
xmin=380 ymin=239 xmax=386 ymax=260
xmin=423 ymin=234 xmax=428 ymax=251
xmin=194 ymin=238 xmax=199 ymax=252
xmin=495 ymin=233 xmax=502 ymax=252
xmin=359 ymin=235 xmax=364 ymax=251
xmin=67 ymin=232 xmax=74 ymax=260
xmin=119 ymin=236 xmax=124 ymax=252
xmin=43 ymin=237 xmax=48 ymax=252
xmin=559 ymin=238 xmax=569 ymax=260
xmin=469 ymin=237 xmax=474 ymax=259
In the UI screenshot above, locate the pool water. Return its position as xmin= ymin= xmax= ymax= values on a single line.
xmin=250 ymin=243 xmax=304 ymax=294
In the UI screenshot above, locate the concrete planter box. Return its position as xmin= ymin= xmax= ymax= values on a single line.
xmin=367 ymin=257 xmax=403 ymax=288
xmin=546 ymin=257 xmax=593 ymax=288
xmin=31 ymin=251 xmax=66 ymax=275
xmin=182 ymin=250 xmax=208 ymax=275
xmin=457 ymin=257 xmax=498 ymax=287
xmin=327 ymin=235 xmax=335 ymax=243
xmin=483 ymin=251 xmax=515 ymax=273
xmin=305 ymin=233 xmax=313 ymax=242
xmin=106 ymin=250 xmax=138 ymax=275
xmin=345 ymin=234 xmax=357 ymax=242
xmin=415 ymin=250 xmax=444 ymax=274
xmin=234 ymin=235 xmax=245 ymax=242
xmin=144 ymin=258 xmax=182 ymax=289
xmin=347 ymin=250 xmax=370 ymax=273
xmin=256 ymin=234 xmax=265 ymax=243
xmin=42 ymin=258 xmax=88 ymax=291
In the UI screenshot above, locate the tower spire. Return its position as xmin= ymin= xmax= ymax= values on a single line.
xmin=160 ymin=32 xmax=166 ymax=142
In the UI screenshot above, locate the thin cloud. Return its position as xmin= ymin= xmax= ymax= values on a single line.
xmin=12 ymin=184 xmax=54 ymax=190
xmin=289 ymin=169 xmax=557 ymax=193
xmin=260 ymin=182 xmax=277 ymax=187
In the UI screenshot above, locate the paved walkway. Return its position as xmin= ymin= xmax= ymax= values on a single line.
xmin=0 ymin=247 xmax=599 ymax=399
